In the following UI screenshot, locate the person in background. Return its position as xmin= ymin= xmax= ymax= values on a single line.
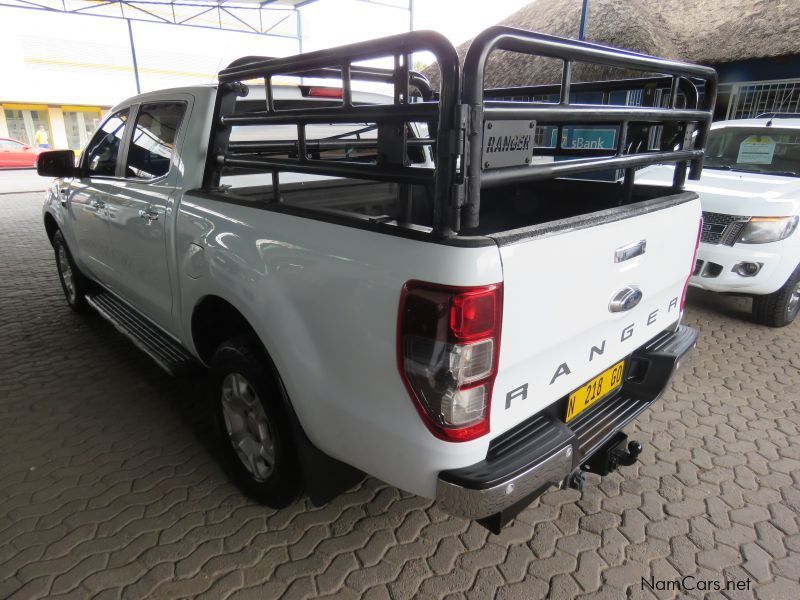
xmin=35 ymin=125 xmax=50 ymax=148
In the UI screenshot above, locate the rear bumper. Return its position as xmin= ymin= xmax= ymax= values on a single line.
xmin=436 ymin=324 xmax=698 ymax=521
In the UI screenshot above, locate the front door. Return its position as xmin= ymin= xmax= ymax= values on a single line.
xmin=103 ymin=100 xmax=188 ymax=333
xmin=65 ymin=108 xmax=130 ymax=282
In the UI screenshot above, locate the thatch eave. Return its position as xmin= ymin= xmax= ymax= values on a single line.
xmin=422 ymin=0 xmax=800 ymax=88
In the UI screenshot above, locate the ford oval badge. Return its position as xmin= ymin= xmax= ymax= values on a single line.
xmin=609 ymin=286 xmax=643 ymax=313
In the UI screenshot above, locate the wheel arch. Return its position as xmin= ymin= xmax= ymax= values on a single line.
xmin=190 ymin=293 xmax=363 ymax=503
xmin=190 ymin=294 xmax=257 ymax=366
xmin=43 ymin=212 xmax=59 ymax=245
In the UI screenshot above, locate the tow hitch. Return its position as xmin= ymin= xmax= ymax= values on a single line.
xmin=568 ymin=432 xmax=643 ymax=490
xmin=584 ymin=432 xmax=642 ymax=476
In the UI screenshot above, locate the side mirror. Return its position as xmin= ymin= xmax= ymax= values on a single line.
xmin=37 ymin=150 xmax=78 ymax=178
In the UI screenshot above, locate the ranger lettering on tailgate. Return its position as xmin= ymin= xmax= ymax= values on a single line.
xmin=505 ymin=295 xmax=680 ymax=409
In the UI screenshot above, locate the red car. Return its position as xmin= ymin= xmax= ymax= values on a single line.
xmin=0 ymin=137 xmax=44 ymax=168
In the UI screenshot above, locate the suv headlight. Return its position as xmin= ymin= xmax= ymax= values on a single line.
xmin=738 ymin=216 xmax=799 ymax=244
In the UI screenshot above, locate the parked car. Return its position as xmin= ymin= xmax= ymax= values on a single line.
xmin=0 ymin=137 xmax=44 ymax=168
xmin=637 ymin=114 xmax=800 ymax=326
xmin=37 ymin=27 xmax=715 ymax=531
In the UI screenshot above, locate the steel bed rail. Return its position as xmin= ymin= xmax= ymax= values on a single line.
xmin=206 ymin=25 xmax=717 ymax=237
xmin=459 ymin=26 xmax=718 ymax=229
xmin=225 ymin=56 xmax=435 ymax=101
xmin=483 ymin=75 xmax=700 ymax=108
xmin=205 ymin=29 xmax=460 ymax=234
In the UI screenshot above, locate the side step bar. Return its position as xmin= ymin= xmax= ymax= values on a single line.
xmin=86 ymin=292 xmax=199 ymax=376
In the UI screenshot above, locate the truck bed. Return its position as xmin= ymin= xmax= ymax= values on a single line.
xmin=197 ymin=177 xmax=690 ymax=241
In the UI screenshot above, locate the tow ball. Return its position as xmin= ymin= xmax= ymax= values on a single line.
xmin=568 ymin=432 xmax=643 ymax=490
xmin=584 ymin=432 xmax=642 ymax=476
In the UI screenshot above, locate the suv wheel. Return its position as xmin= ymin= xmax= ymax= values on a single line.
xmin=210 ymin=336 xmax=302 ymax=507
xmin=53 ymin=230 xmax=89 ymax=313
xmin=752 ymin=264 xmax=800 ymax=327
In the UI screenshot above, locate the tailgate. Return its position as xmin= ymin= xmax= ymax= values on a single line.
xmin=490 ymin=193 xmax=701 ymax=436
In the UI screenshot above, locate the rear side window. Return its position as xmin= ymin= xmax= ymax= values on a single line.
xmin=125 ymin=102 xmax=186 ymax=180
xmin=85 ymin=109 xmax=129 ymax=176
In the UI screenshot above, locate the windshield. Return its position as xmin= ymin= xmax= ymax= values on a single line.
xmin=704 ymin=127 xmax=800 ymax=177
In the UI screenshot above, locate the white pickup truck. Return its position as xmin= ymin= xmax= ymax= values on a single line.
xmin=637 ymin=114 xmax=800 ymax=327
xmin=38 ymin=27 xmax=715 ymax=531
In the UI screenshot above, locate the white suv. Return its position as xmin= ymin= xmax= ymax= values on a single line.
xmin=637 ymin=114 xmax=800 ymax=326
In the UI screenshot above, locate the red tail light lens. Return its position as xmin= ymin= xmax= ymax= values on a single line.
xmin=397 ymin=281 xmax=502 ymax=442
xmin=306 ymin=87 xmax=343 ymax=98
xmin=681 ymin=217 xmax=703 ymax=312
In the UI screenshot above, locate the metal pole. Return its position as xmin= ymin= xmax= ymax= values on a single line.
xmin=296 ymin=8 xmax=303 ymax=84
xmin=296 ymin=8 xmax=303 ymax=53
xmin=127 ymin=19 xmax=141 ymax=94
xmin=578 ymin=0 xmax=589 ymax=40
xmin=408 ymin=0 xmax=414 ymax=71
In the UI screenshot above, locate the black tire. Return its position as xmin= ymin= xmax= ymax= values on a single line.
xmin=210 ymin=335 xmax=302 ymax=507
xmin=52 ymin=230 xmax=90 ymax=313
xmin=752 ymin=264 xmax=800 ymax=327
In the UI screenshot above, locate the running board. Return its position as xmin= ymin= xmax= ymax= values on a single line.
xmin=86 ymin=292 xmax=198 ymax=376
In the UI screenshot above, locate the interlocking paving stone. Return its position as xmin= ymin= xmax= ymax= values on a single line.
xmin=1 ymin=192 xmax=799 ymax=598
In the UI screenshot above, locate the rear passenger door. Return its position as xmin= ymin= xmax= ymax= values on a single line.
xmin=103 ymin=100 xmax=188 ymax=333
xmin=66 ymin=108 xmax=130 ymax=282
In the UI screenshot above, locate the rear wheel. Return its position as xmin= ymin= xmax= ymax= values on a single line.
xmin=210 ymin=336 xmax=302 ymax=507
xmin=53 ymin=230 xmax=89 ymax=313
xmin=752 ymin=264 xmax=800 ymax=327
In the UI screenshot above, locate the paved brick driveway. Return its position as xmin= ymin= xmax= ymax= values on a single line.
xmin=1 ymin=192 xmax=798 ymax=599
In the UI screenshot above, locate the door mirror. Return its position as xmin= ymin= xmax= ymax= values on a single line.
xmin=37 ymin=150 xmax=78 ymax=178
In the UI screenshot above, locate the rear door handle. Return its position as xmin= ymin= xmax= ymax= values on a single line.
xmin=139 ymin=207 xmax=159 ymax=222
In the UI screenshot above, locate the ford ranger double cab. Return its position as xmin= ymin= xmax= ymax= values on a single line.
xmin=637 ymin=114 xmax=800 ymax=327
xmin=38 ymin=27 xmax=715 ymax=531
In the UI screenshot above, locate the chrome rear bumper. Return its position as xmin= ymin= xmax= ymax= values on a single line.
xmin=437 ymin=444 xmax=573 ymax=520
xmin=436 ymin=324 xmax=698 ymax=524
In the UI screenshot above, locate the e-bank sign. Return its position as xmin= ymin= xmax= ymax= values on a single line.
xmin=561 ymin=127 xmax=618 ymax=150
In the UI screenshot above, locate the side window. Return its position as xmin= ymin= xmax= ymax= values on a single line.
xmin=85 ymin=109 xmax=129 ymax=176
xmin=125 ymin=102 xmax=186 ymax=180
xmin=1 ymin=139 xmax=24 ymax=149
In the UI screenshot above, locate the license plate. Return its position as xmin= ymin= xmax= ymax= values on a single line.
xmin=565 ymin=360 xmax=625 ymax=422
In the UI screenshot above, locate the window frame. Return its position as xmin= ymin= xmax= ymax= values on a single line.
xmin=81 ymin=106 xmax=133 ymax=180
xmin=122 ymin=100 xmax=188 ymax=183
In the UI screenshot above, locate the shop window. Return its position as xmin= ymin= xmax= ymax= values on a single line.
xmin=3 ymin=107 xmax=51 ymax=147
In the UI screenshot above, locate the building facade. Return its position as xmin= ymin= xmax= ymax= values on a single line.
xmin=0 ymin=4 xmax=298 ymax=151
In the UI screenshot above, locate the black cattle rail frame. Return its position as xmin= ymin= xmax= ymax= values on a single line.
xmin=204 ymin=26 xmax=717 ymax=237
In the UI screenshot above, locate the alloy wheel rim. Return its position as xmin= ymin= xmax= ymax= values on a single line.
xmin=788 ymin=281 xmax=800 ymax=318
xmin=58 ymin=244 xmax=75 ymax=301
xmin=221 ymin=372 xmax=275 ymax=482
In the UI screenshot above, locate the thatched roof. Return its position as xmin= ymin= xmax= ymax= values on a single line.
xmin=424 ymin=0 xmax=800 ymax=88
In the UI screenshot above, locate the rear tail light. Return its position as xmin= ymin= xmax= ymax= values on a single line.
xmin=681 ymin=217 xmax=703 ymax=311
xmin=397 ymin=281 xmax=502 ymax=442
